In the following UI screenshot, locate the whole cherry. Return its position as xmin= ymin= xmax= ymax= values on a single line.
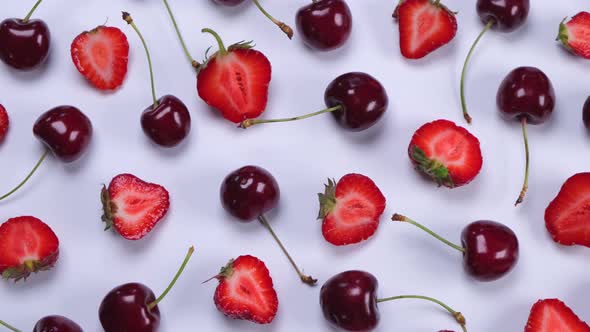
xmin=320 ymin=270 xmax=467 ymax=331
xmin=123 ymin=12 xmax=191 ymax=148
xmin=0 ymin=106 xmax=92 ymax=202
xmin=99 ymin=246 xmax=194 ymax=332
xmin=211 ymin=0 xmax=293 ymax=39
xmin=392 ymin=214 xmax=519 ymax=281
xmin=584 ymin=97 xmax=590 ymax=130
xmin=0 ymin=0 xmax=51 ymax=70
xmin=0 ymin=104 xmax=9 ymax=144
xmin=296 ymin=0 xmax=353 ymax=51
xmin=212 ymin=0 xmax=244 ymax=6
xmin=220 ymin=165 xmax=316 ymax=285
xmin=459 ymin=0 xmax=530 ymax=123
xmin=0 ymin=315 xmax=83 ymax=332
xmin=241 ymin=72 xmax=388 ymax=131
xmin=497 ymin=66 xmax=555 ymax=206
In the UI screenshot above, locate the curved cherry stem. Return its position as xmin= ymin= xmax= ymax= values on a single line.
xmin=515 ymin=117 xmax=530 ymax=206
xmin=0 ymin=149 xmax=48 ymax=202
xmin=123 ymin=12 xmax=158 ymax=109
xmin=251 ymin=0 xmax=293 ymax=39
xmin=376 ymin=295 xmax=467 ymax=332
xmin=202 ymin=28 xmax=227 ymax=56
xmin=392 ymin=214 xmax=465 ymax=253
xmin=460 ymin=20 xmax=494 ymax=124
xmin=0 ymin=320 xmax=21 ymax=332
xmin=23 ymin=0 xmax=44 ymax=23
xmin=161 ymin=0 xmax=200 ymax=69
xmin=258 ymin=215 xmax=317 ymax=286
xmin=240 ymin=105 xmax=342 ymax=129
xmin=148 ymin=246 xmax=195 ymax=310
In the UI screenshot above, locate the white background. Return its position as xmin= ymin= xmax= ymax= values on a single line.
xmin=1 ymin=0 xmax=590 ymax=331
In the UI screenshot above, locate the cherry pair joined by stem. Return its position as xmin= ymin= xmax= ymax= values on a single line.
xmin=0 ymin=315 xmax=82 ymax=332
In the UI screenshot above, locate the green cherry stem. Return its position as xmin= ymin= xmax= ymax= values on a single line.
xmin=460 ymin=19 xmax=494 ymax=124
xmin=258 ymin=215 xmax=317 ymax=286
xmin=392 ymin=213 xmax=465 ymax=253
xmin=147 ymin=246 xmax=195 ymax=310
xmin=161 ymin=0 xmax=200 ymax=69
xmin=0 ymin=149 xmax=49 ymax=202
xmin=202 ymin=28 xmax=227 ymax=56
xmin=0 ymin=320 xmax=21 ymax=332
xmin=376 ymin=295 xmax=467 ymax=332
xmin=240 ymin=105 xmax=343 ymax=129
xmin=23 ymin=0 xmax=44 ymax=23
xmin=251 ymin=0 xmax=293 ymax=39
xmin=123 ymin=12 xmax=159 ymax=109
xmin=515 ymin=116 xmax=530 ymax=206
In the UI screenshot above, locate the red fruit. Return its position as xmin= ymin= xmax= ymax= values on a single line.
xmin=0 ymin=216 xmax=59 ymax=281
xmin=197 ymin=30 xmax=271 ymax=123
xmin=558 ymin=12 xmax=590 ymax=59
xmin=213 ymin=255 xmax=278 ymax=324
xmin=71 ymin=26 xmax=129 ymax=90
xmin=545 ymin=173 xmax=590 ymax=247
xmin=101 ymin=174 xmax=170 ymax=240
xmin=408 ymin=119 xmax=483 ymax=188
xmin=396 ymin=0 xmax=457 ymax=59
xmin=0 ymin=104 xmax=8 ymax=143
xmin=318 ymin=174 xmax=386 ymax=246
xmin=525 ymin=299 xmax=590 ymax=332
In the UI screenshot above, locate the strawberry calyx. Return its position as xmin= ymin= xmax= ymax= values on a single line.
xmin=557 ymin=17 xmax=571 ymax=50
xmin=411 ymin=146 xmax=454 ymax=188
xmin=2 ymin=256 xmax=56 ymax=281
xmin=100 ymin=185 xmax=117 ymax=231
xmin=317 ymin=179 xmax=337 ymax=219
xmin=200 ymin=28 xmax=255 ymax=70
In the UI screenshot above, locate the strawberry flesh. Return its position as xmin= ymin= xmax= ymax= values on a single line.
xmin=101 ymin=174 xmax=170 ymax=240
xmin=213 ymin=255 xmax=278 ymax=324
xmin=525 ymin=299 xmax=590 ymax=332
xmin=0 ymin=216 xmax=59 ymax=281
xmin=545 ymin=173 xmax=590 ymax=247
xmin=559 ymin=12 xmax=590 ymax=59
xmin=0 ymin=104 xmax=8 ymax=143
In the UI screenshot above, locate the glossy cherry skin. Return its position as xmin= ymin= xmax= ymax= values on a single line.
xmin=34 ymin=315 xmax=83 ymax=332
xmin=212 ymin=0 xmax=245 ymax=6
xmin=583 ymin=97 xmax=590 ymax=130
xmin=0 ymin=18 xmax=50 ymax=70
xmin=220 ymin=165 xmax=280 ymax=222
xmin=33 ymin=106 xmax=93 ymax=163
xmin=497 ymin=67 xmax=555 ymax=124
xmin=296 ymin=0 xmax=353 ymax=51
xmin=320 ymin=270 xmax=379 ymax=331
xmin=99 ymin=283 xmax=160 ymax=332
xmin=141 ymin=95 xmax=191 ymax=147
xmin=325 ymin=72 xmax=388 ymax=131
xmin=476 ymin=0 xmax=530 ymax=32
xmin=461 ymin=221 xmax=519 ymax=282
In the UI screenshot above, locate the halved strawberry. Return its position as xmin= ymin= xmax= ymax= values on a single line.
xmin=396 ymin=0 xmax=457 ymax=59
xmin=0 ymin=104 xmax=8 ymax=143
xmin=558 ymin=12 xmax=590 ymax=59
xmin=71 ymin=26 xmax=129 ymax=90
xmin=197 ymin=30 xmax=271 ymax=124
xmin=101 ymin=173 xmax=170 ymax=240
xmin=525 ymin=299 xmax=590 ymax=332
xmin=318 ymin=174 xmax=386 ymax=246
xmin=408 ymin=119 xmax=482 ymax=188
xmin=212 ymin=255 xmax=278 ymax=324
xmin=0 ymin=216 xmax=59 ymax=281
xmin=545 ymin=173 xmax=590 ymax=247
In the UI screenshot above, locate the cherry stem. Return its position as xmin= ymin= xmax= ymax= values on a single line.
xmin=123 ymin=12 xmax=159 ymax=109
xmin=240 ymin=105 xmax=342 ymax=129
xmin=515 ymin=117 xmax=530 ymax=206
xmin=376 ymin=295 xmax=467 ymax=332
xmin=147 ymin=246 xmax=195 ymax=310
xmin=460 ymin=19 xmax=494 ymax=124
xmin=0 ymin=149 xmax=48 ymax=202
xmin=0 ymin=320 xmax=21 ymax=332
xmin=258 ymin=215 xmax=317 ymax=286
xmin=202 ymin=28 xmax=227 ymax=56
xmin=392 ymin=214 xmax=465 ymax=253
xmin=23 ymin=0 xmax=44 ymax=23
xmin=161 ymin=0 xmax=200 ymax=69
xmin=251 ymin=0 xmax=293 ymax=39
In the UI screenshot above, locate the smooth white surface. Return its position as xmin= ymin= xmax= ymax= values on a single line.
xmin=1 ymin=0 xmax=590 ymax=331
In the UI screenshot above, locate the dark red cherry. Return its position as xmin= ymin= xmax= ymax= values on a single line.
xmin=296 ymin=0 xmax=353 ymax=51
xmin=99 ymin=283 xmax=160 ymax=332
xmin=497 ymin=66 xmax=555 ymax=124
xmin=325 ymin=72 xmax=388 ymax=131
xmin=0 ymin=18 xmax=50 ymax=70
xmin=476 ymin=0 xmax=530 ymax=32
xmin=34 ymin=315 xmax=83 ymax=332
xmin=141 ymin=95 xmax=191 ymax=147
xmin=212 ymin=0 xmax=245 ymax=6
xmin=461 ymin=220 xmax=519 ymax=281
xmin=33 ymin=106 xmax=93 ymax=163
xmin=220 ymin=165 xmax=279 ymax=222
xmin=583 ymin=97 xmax=590 ymax=130
xmin=320 ymin=270 xmax=379 ymax=331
